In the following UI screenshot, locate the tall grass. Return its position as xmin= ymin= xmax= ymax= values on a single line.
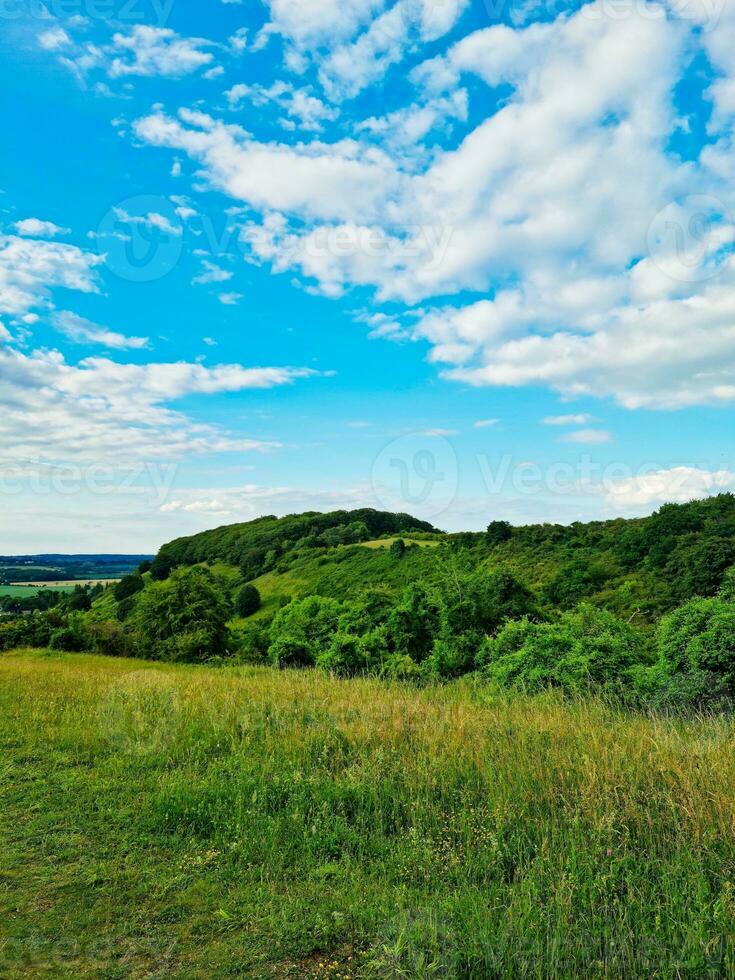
xmin=2 ymin=650 xmax=735 ymax=977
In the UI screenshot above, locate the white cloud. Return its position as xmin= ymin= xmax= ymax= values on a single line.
xmin=135 ymin=109 xmax=401 ymax=223
xmin=226 ymin=81 xmax=339 ymax=132
xmin=561 ymin=429 xmax=613 ymax=444
xmin=474 ymin=418 xmax=500 ymax=429
xmin=0 ymin=234 xmax=102 ymax=316
xmin=259 ymin=0 xmax=387 ymax=51
xmin=218 ymin=291 xmax=243 ymax=305
xmin=108 ymin=26 xmax=215 ymax=78
xmin=38 ymin=27 xmax=71 ymax=50
xmin=113 ymin=206 xmax=182 ymax=237
xmin=192 ymin=259 xmax=233 ymax=286
xmin=125 ymin=2 xmax=735 ymax=411
xmin=604 ymin=466 xmax=735 ymax=511
xmin=318 ymin=0 xmax=471 ymax=100
xmin=52 ymin=311 xmax=150 ymax=351
xmin=544 ymin=414 xmax=596 ymax=426
xmin=0 ymin=345 xmax=318 ymax=465
xmin=14 ymin=218 xmax=70 ymax=238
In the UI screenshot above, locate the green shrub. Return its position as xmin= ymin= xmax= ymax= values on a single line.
xmin=114 ymin=573 xmax=144 ymax=602
xmin=658 ymin=596 xmax=735 ymax=683
xmin=49 ymin=620 xmax=88 ymax=653
xmin=87 ymin=620 xmax=133 ymax=658
xmin=235 ymin=583 xmax=261 ymax=617
xmin=268 ymin=595 xmax=344 ymax=668
xmin=483 ymin=605 xmax=644 ymax=693
xmin=133 ymin=567 xmax=230 ymax=663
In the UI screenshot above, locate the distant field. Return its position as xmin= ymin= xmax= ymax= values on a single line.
xmin=2 ymin=650 xmax=735 ymax=977
xmin=8 ymin=579 xmax=120 ymax=588
xmin=0 ymin=585 xmax=75 ymax=597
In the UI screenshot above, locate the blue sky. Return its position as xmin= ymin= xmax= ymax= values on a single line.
xmin=1 ymin=0 xmax=735 ymax=551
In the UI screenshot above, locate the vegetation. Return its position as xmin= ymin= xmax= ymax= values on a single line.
xmin=4 ymin=650 xmax=735 ymax=976
xmin=3 ymin=498 xmax=735 ymax=711
xmin=4 ymin=498 xmax=735 ymax=973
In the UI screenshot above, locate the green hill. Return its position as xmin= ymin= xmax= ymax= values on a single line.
xmin=156 ymin=495 xmax=735 ymax=625
xmin=4 ymin=496 xmax=735 ymax=707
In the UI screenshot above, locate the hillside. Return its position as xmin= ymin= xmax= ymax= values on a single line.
xmin=158 ymin=495 xmax=735 ymax=625
xmin=3 ymin=496 xmax=735 ymax=708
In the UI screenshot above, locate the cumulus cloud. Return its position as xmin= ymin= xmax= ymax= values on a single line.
xmin=123 ymin=1 xmax=735 ymax=411
xmin=0 ymin=234 xmax=102 ymax=316
xmin=0 ymin=345 xmax=317 ymax=465
xmin=604 ymin=466 xmax=735 ymax=511
xmin=14 ymin=218 xmax=70 ymax=238
xmin=134 ymin=109 xmax=402 ymax=224
xmin=108 ymin=26 xmax=215 ymax=78
xmin=226 ymin=81 xmax=339 ymax=132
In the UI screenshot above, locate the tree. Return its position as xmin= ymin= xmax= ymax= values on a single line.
xmin=138 ymin=560 xmax=152 ymax=574
xmin=133 ymin=567 xmax=230 ymax=663
xmin=385 ymin=583 xmax=441 ymax=663
xmin=66 ymin=586 xmax=92 ymax=612
xmin=389 ymin=538 xmax=406 ymax=559
xmin=149 ymin=555 xmax=174 ymax=581
xmin=486 ymin=521 xmax=513 ymax=546
xmin=235 ymin=583 xmax=261 ymax=617
xmin=114 ymin=573 xmax=144 ymax=602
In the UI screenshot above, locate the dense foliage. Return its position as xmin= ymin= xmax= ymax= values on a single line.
xmin=4 ymin=497 xmax=735 ymax=710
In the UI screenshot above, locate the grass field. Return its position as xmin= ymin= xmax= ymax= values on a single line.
xmin=3 ymin=651 xmax=735 ymax=977
xmin=0 ymin=584 xmax=76 ymax=598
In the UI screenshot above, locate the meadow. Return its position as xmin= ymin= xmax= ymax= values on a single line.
xmin=3 ymin=649 xmax=735 ymax=978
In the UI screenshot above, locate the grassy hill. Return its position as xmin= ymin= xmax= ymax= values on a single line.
xmin=158 ymin=495 xmax=735 ymax=626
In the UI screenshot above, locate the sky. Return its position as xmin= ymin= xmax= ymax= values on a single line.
xmin=1 ymin=0 xmax=735 ymax=552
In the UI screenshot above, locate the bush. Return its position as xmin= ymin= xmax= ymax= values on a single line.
xmin=229 ymin=621 xmax=270 ymax=664
xmin=49 ymin=619 xmax=88 ymax=653
xmin=390 ymin=538 xmax=406 ymax=559
xmin=87 ymin=620 xmax=133 ymax=658
xmin=235 ymin=583 xmax=261 ymax=617
xmin=115 ymin=573 xmax=145 ymax=602
xmin=658 ymin=596 xmax=735 ymax=683
xmin=316 ymin=632 xmax=371 ymax=676
xmin=133 ymin=567 xmax=230 ymax=663
xmin=483 ymin=605 xmax=644 ymax=693
xmin=268 ymin=595 xmax=344 ymax=668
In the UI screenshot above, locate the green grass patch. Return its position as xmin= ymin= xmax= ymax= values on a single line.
xmin=359 ymin=538 xmax=440 ymax=550
xmin=0 ymin=584 xmax=77 ymax=598
xmin=3 ymin=650 xmax=735 ymax=976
